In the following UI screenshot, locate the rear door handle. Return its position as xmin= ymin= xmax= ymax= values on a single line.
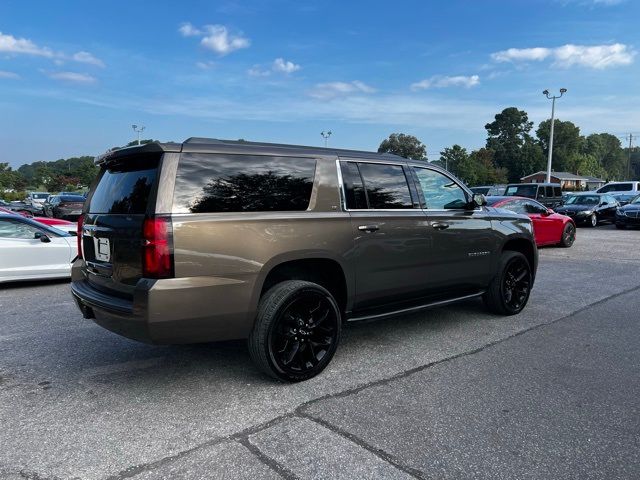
xmin=358 ymin=225 xmax=380 ymax=233
xmin=430 ymin=222 xmax=450 ymax=230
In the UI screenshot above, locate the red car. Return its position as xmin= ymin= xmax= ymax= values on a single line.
xmin=0 ymin=207 xmax=77 ymax=235
xmin=486 ymin=196 xmax=576 ymax=247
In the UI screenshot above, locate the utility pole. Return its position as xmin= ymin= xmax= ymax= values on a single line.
xmin=320 ymin=131 xmax=332 ymax=148
xmin=625 ymin=134 xmax=635 ymax=179
xmin=542 ymin=88 xmax=567 ymax=183
xmin=132 ymin=124 xmax=146 ymax=145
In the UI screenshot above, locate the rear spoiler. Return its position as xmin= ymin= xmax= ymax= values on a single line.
xmin=94 ymin=141 xmax=181 ymax=166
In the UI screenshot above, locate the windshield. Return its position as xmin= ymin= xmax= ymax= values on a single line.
xmin=599 ymin=183 xmax=632 ymax=192
xmin=31 ymin=193 xmax=49 ymax=199
xmin=505 ymin=185 xmax=537 ymax=198
xmin=631 ymin=195 xmax=640 ymax=205
xmin=566 ymin=195 xmax=599 ymax=205
xmin=60 ymin=195 xmax=85 ymax=202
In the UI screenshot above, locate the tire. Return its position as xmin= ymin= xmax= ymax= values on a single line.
xmin=484 ymin=251 xmax=532 ymax=316
xmin=248 ymin=280 xmax=342 ymax=382
xmin=588 ymin=213 xmax=598 ymax=227
xmin=559 ymin=222 xmax=576 ymax=248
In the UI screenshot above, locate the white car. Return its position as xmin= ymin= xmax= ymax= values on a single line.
xmin=596 ymin=181 xmax=640 ymax=196
xmin=0 ymin=213 xmax=78 ymax=283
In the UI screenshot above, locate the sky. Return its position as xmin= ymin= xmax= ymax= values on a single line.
xmin=1 ymin=0 xmax=639 ymax=167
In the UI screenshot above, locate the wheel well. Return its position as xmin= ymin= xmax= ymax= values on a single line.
xmin=502 ymin=238 xmax=535 ymax=271
xmin=261 ymin=259 xmax=348 ymax=313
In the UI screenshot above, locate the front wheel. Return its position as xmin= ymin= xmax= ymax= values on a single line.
xmin=588 ymin=213 xmax=598 ymax=227
xmin=559 ymin=222 xmax=576 ymax=248
xmin=248 ymin=280 xmax=342 ymax=382
xmin=484 ymin=251 xmax=532 ymax=315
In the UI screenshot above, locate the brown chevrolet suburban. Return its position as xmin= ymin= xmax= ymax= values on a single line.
xmin=71 ymin=138 xmax=537 ymax=381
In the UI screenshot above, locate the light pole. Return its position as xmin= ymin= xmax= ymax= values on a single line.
xmin=132 ymin=124 xmax=146 ymax=145
xmin=542 ymin=88 xmax=567 ymax=183
xmin=320 ymin=130 xmax=332 ymax=148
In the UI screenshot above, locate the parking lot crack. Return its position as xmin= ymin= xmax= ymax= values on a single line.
xmin=235 ymin=437 xmax=300 ymax=480
xmin=296 ymin=410 xmax=426 ymax=479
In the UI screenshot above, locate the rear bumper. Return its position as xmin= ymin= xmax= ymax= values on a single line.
xmin=71 ymin=260 xmax=256 ymax=344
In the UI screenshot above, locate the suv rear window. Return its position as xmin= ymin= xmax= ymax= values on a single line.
xmin=89 ymin=156 xmax=159 ymax=214
xmin=505 ymin=184 xmax=537 ymax=198
xmin=173 ymin=154 xmax=316 ymax=213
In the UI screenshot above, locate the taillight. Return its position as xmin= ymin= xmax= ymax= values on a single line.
xmin=77 ymin=215 xmax=84 ymax=259
xmin=142 ymin=216 xmax=174 ymax=278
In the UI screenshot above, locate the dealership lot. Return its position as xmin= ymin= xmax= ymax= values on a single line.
xmin=1 ymin=226 xmax=639 ymax=479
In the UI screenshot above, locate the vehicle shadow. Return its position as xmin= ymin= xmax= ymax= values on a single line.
xmin=1 ymin=278 xmax=70 ymax=290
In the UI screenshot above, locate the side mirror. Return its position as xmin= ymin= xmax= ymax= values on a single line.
xmin=34 ymin=232 xmax=51 ymax=243
xmin=472 ymin=193 xmax=487 ymax=207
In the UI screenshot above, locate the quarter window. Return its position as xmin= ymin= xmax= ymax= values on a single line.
xmin=356 ymin=163 xmax=414 ymax=209
xmin=173 ymin=154 xmax=316 ymax=213
xmin=413 ymin=168 xmax=468 ymax=209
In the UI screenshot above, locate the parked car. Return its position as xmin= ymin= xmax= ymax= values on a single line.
xmin=615 ymin=194 xmax=640 ymax=229
xmin=612 ymin=193 xmax=637 ymax=206
xmin=504 ymin=183 xmax=563 ymax=208
xmin=555 ymin=193 xmax=619 ymax=227
xmin=0 ymin=213 xmax=77 ymax=283
xmin=0 ymin=199 xmax=42 ymax=216
xmin=596 ymin=181 xmax=640 ymax=196
xmin=486 ymin=196 xmax=575 ymax=247
xmin=43 ymin=194 xmax=85 ymax=220
xmin=71 ymin=138 xmax=538 ymax=382
xmin=26 ymin=192 xmax=50 ymax=207
xmin=0 ymin=206 xmax=77 ymax=235
xmin=470 ymin=185 xmax=506 ymax=196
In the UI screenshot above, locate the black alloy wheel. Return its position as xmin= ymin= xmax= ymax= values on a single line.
xmin=501 ymin=256 xmax=531 ymax=313
xmin=249 ymin=280 xmax=341 ymax=382
xmin=560 ymin=222 xmax=576 ymax=247
xmin=484 ymin=251 xmax=532 ymax=316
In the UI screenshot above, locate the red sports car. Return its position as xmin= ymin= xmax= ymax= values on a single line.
xmin=486 ymin=196 xmax=576 ymax=247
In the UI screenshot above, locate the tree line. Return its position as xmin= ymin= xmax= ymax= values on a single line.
xmin=378 ymin=107 xmax=640 ymax=186
xmin=0 ymin=140 xmax=153 ymax=201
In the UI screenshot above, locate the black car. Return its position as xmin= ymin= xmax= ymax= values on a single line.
xmin=43 ymin=194 xmax=86 ymax=220
xmin=615 ymin=194 xmax=640 ymax=229
xmin=555 ymin=193 xmax=619 ymax=227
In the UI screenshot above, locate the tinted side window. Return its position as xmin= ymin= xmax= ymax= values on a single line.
xmin=537 ymin=187 xmax=545 ymax=198
xmin=173 ymin=154 xmax=316 ymax=213
xmin=340 ymin=161 xmax=367 ymax=209
xmin=554 ymin=187 xmax=562 ymax=196
xmin=356 ymin=163 xmax=413 ymax=209
xmin=90 ymin=155 xmax=159 ymax=215
xmin=545 ymin=186 xmax=554 ymax=197
xmin=524 ymin=201 xmax=547 ymax=214
xmin=413 ymin=168 xmax=467 ymax=209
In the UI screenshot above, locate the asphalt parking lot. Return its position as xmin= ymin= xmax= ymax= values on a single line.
xmin=1 ymin=225 xmax=639 ymax=479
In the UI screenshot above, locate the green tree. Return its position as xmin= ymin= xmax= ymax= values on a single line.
xmin=468 ymin=148 xmax=508 ymax=185
xmin=536 ymin=119 xmax=582 ymax=172
xmin=485 ymin=107 xmax=544 ymax=182
xmin=583 ymin=133 xmax=625 ymax=180
xmin=440 ymin=145 xmax=477 ymax=185
xmin=378 ymin=133 xmax=427 ymax=160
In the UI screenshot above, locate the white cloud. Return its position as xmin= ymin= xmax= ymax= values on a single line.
xmin=0 ymin=31 xmax=55 ymax=58
xmin=0 ymin=32 xmax=104 ymax=68
xmin=72 ymin=51 xmax=105 ymax=68
xmin=491 ymin=47 xmax=551 ymax=63
xmin=248 ymin=58 xmax=301 ymax=77
xmin=491 ymin=43 xmax=635 ymax=69
xmin=308 ymin=81 xmax=376 ymax=99
xmin=411 ymin=75 xmax=480 ymax=90
xmin=179 ymin=23 xmax=250 ymax=55
xmin=247 ymin=65 xmax=271 ymax=77
xmin=178 ymin=22 xmax=202 ymax=37
xmin=195 ymin=60 xmax=216 ymax=70
xmin=272 ymin=57 xmax=300 ymax=73
xmin=0 ymin=70 xmax=20 ymax=79
xmin=48 ymin=71 xmax=96 ymax=84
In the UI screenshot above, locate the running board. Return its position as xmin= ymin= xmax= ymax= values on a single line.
xmin=347 ymin=291 xmax=485 ymax=323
